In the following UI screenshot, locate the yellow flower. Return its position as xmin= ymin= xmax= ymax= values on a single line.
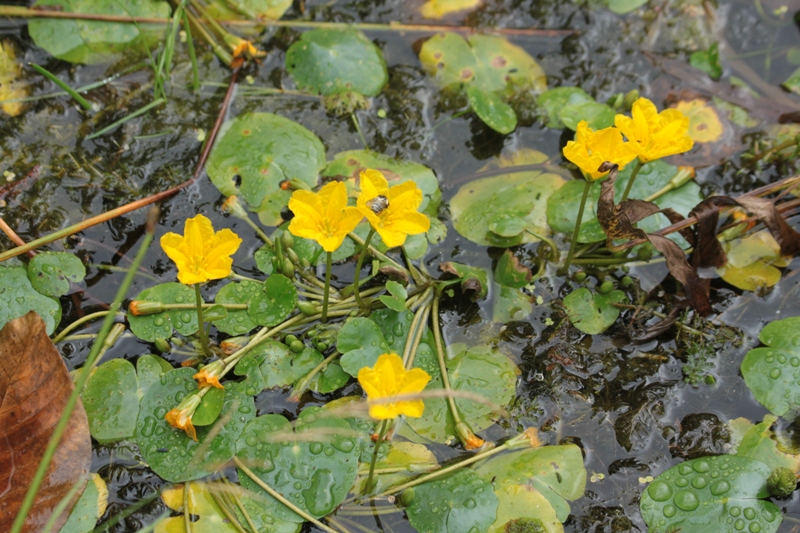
xmin=357 ymin=353 xmax=431 ymax=420
xmin=562 ymin=121 xmax=638 ymax=180
xmin=193 ymin=360 xmax=225 ymax=389
xmin=229 ymin=38 xmax=265 ymax=60
xmin=288 ymin=181 xmax=363 ymax=252
xmin=356 ymin=169 xmax=431 ymax=248
xmin=614 ymin=97 xmax=694 ymax=162
xmin=165 ymin=393 xmax=202 ymax=441
xmin=160 ymin=214 xmax=242 ymax=285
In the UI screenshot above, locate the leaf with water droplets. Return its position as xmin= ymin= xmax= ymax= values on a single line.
xmin=405 ymin=468 xmax=498 ymax=533
xmin=233 ymin=339 xmax=310 ymax=393
xmin=137 ymin=354 xmax=173 ymax=397
xmin=640 ymin=456 xmax=781 ymax=533
xmin=0 ymin=265 xmax=61 ymax=334
xmin=338 ymin=317 xmax=392 ymax=377
xmin=27 ymin=252 xmax=86 ymax=298
xmin=742 ymin=316 xmax=800 ymax=417
xmin=729 ymin=415 xmax=800 ymax=473
xmin=562 ymin=288 xmax=627 ymax=335
xmin=212 ymin=281 xmax=261 ymax=335
xmin=247 ymin=274 xmax=297 ymax=327
xmin=82 ymin=358 xmax=140 ymax=443
xmin=59 ymin=473 xmax=107 ymax=533
xmin=135 ymin=368 xmax=254 ymax=483
xmin=235 ymin=407 xmax=360 ymax=520
xmin=128 ymin=283 xmax=198 ymax=342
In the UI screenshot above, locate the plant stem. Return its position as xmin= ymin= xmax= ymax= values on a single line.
xmin=353 ymin=229 xmax=375 ymax=308
xmin=322 ymin=251 xmax=333 ymax=323
xmin=10 ymin=209 xmax=157 ymax=533
xmin=51 ymin=310 xmax=116 ymax=343
xmin=29 ymin=63 xmax=92 ymax=110
xmin=562 ymin=179 xmax=592 ymax=272
xmin=348 ymin=231 xmax=406 ymax=273
xmin=351 ymin=112 xmax=368 ymax=149
xmin=233 ymin=457 xmax=341 ymax=533
xmin=365 ymin=419 xmax=390 ymax=494
xmin=432 ymin=291 xmax=466 ymax=438
xmin=194 ymin=284 xmax=213 ymax=357
xmin=182 ymin=9 xmax=200 ymax=92
xmin=619 ymin=160 xmax=644 ymax=203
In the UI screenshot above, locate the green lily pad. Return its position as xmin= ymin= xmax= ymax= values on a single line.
xmin=203 ymin=0 xmax=292 ymax=20
xmin=192 ymin=386 xmax=225 ymax=427
xmin=379 ymin=280 xmax=408 ymax=313
xmin=450 ymin=149 xmax=566 ymax=247
xmin=27 ymin=252 xmax=85 ymax=298
xmin=408 ymin=345 xmax=518 ymax=443
xmin=59 ymin=474 xmax=104 ymax=533
xmin=419 ymin=32 xmax=545 ymax=133
xmin=292 ymin=347 xmax=350 ymax=393
xmin=0 ymin=265 xmax=61 ymax=334
xmin=439 ymin=262 xmax=490 ymax=300
xmin=353 ymin=441 xmax=438 ymax=493
xmin=404 ymin=233 xmax=429 ymax=260
xmin=136 ymin=353 xmax=173 ymax=396
xmin=741 ymin=316 xmax=800 ymax=417
xmin=247 ymin=274 xmax=297 ymax=327
xmin=82 ymin=358 xmax=139 ymax=443
xmin=729 ymin=415 xmax=800 ymax=473
xmin=28 ymin=0 xmax=169 ymax=64
xmin=213 ymin=281 xmax=261 ymax=335
xmin=369 ymin=308 xmax=439 ymax=377
xmin=493 ymin=286 xmax=533 ymax=323
xmin=286 ymin=28 xmax=388 ymax=97
xmin=287 ymin=231 xmax=356 ymax=265
xmin=467 ymin=85 xmax=517 ymax=134
xmin=495 ymin=250 xmax=532 ymax=289
xmin=322 ymin=149 xmax=442 ymax=218
xmin=718 ymin=230 xmax=789 ymax=292
xmin=537 ymin=87 xmax=594 ymax=129
xmin=475 ymin=444 xmax=587 ymax=527
xmin=128 ymin=282 xmax=198 ymax=342
xmin=563 ymin=288 xmax=627 ymax=335
xmin=338 ymin=317 xmax=392 ymax=377
xmin=206 ymin=113 xmax=326 ymax=226
xmin=135 ymin=368 xmax=255 ymax=482
xmin=233 ymin=339 xmax=304 ymax=393
xmin=254 ymin=245 xmax=276 ymax=275
xmin=405 ymin=469 xmax=498 ymax=533
xmin=236 ymin=407 xmax=360 ymax=520
xmin=559 ymin=100 xmax=615 ymax=131
xmin=547 ymin=160 xmax=702 ymax=243
xmin=640 ymin=456 xmax=782 ymax=533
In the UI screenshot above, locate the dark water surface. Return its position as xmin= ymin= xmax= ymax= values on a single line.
xmin=3 ymin=0 xmax=800 ymax=531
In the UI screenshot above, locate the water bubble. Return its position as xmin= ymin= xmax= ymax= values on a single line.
xmin=140 ymin=416 xmax=157 ymax=437
xmin=673 ymin=490 xmax=699 ymax=511
xmin=393 ymin=323 xmax=404 ymax=336
xmin=692 ymin=476 xmax=707 ymax=489
xmin=464 ymin=498 xmax=476 ymax=509
xmin=735 ymin=519 xmax=745 ymax=531
xmin=154 ymin=317 xmax=165 ymax=326
xmin=180 ymin=312 xmax=191 ymax=323
xmin=743 ymin=508 xmax=756 ymax=520
xmin=246 ymin=435 xmax=258 ymax=446
xmin=676 ymin=477 xmax=689 ymax=488
xmin=749 ymin=523 xmax=762 ymax=533
xmin=791 ymin=357 xmax=800 ymax=367
xmin=778 ymin=354 xmax=788 ymax=364
xmin=770 ymin=368 xmax=782 ymax=379
xmin=331 ymin=438 xmax=355 ymax=453
xmin=310 ymin=442 xmax=324 ymax=455
xmin=647 ymin=481 xmax=672 ymax=502
xmin=730 ymin=506 xmax=741 ymax=517
xmin=693 ymin=460 xmax=710 ymax=473
xmin=663 ymin=505 xmax=676 ymax=518
xmin=710 ymin=480 xmax=730 ymax=496
xmin=302 ymin=469 xmax=337 ymax=516
xmin=679 ymin=464 xmax=693 ymax=475
xmin=324 ymin=447 xmax=334 ymax=456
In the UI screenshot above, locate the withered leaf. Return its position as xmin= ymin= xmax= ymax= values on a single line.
xmin=0 ymin=312 xmax=92 ymax=532
xmin=736 ymin=196 xmax=800 ymax=257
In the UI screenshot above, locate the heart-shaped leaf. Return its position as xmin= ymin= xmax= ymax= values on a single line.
xmin=492 ymin=286 xmax=533 ymax=323
xmin=27 ymin=251 xmax=86 ymax=298
xmin=235 ymin=407 xmax=360 ymax=519
xmin=338 ymin=317 xmax=392 ymax=376
xmin=563 ymin=288 xmax=627 ymax=335
xmin=494 ymin=250 xmax=532 ymax=288
xmin=82 ymin=358 xmax=140 ymax=443
xmin=247 ymin=274 xmax=297 ymax=327
xmin=741 ymin=316 xmax=800 ymax=417
xmin=286 ymin=28 xmax=388 ymax=97
xmin=212 ymin=281 xmax=261 ymax=335
xmin=135 ymin=368 xmax=255 ymax=482
xmin=0 ymin=265 xmax=61 ymax=334
xmin=128 ymin=283 xmax=198 ymax=342
xmin=537 ymin=87 xmax=594 ymax=129
xmin=640 ymin=456 xmax=782 ymax=533
xmin=59 ymin=474 xmax=107 ymax=533
xmin=234 ymin=340 xmax=317 ymax=392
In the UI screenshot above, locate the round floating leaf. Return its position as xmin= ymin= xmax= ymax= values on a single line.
xmin=203 ymin=0 xmax=292 ymax=20
xmin=718 ymin=230 xmax=789 ymax=292
xmin=675 ymin=98 xmax=725 ymax=143
xmin=405 ymin=469 xmax=498 ymax=533
xmin=563 ymin=288 xmax=627 ymax=335
xmin=475 ymin=445 xmax=587 ymax=524
xmin=206 ymin=113 xmax=325 ymax=225
xmin=729 ymin=415 xmax=800 ymax=473
xmin=286 ymin=28 xmax=388 ymax=97
xmin=27 ymin=252 xmax=85 ymax=298
xmin=308 ymin=361 xmax=350 ymax=394
xmin=495 ymin=250 xmax=532 ymax=289
xmin=135 ymin=368 xmax=255 ymax=482
xmin=28 ymin=0 xmax=169 ymax=64
xmin=59 ymin=474 xmax=106 ymax=533
xmin=82 ymin=359 xmax=139 ymax=443
xmin=537 ymin=87 xmax=594 ymax=129
xmin=493 ymin=286 xmax=533 ymax=323
xmin=338 ymin=317 xmax=391 ymax=377
xmin=136 ymin=354 xmax=173 ymax=397
xmin=192 ymin=386 xmax=225 ymax=427
xmin=742 ymin=316 xmax=800 ymax=417
xmin=322 ymin=149 xmax=442 ymax=218
xmin=287 ymin=231 xmax=356 ymax=266
xmin=451 ymin=149 xmax=566 ymax=247
xmin=467 ymin=86 xmax=517 ymax=134
xmin=559 ymin=100 xmax=615 ymax=131
xmin=233 ymin=340 xmax=316 ymax=393
xmin=547 ymin=160 xmax=702 ymax=243
xmin=408 ymin=345 xmax=518 ymax=443
xmin=0 ymin=265 xmax=61 ymax=334
xmin=236 ymin=408 xmax=360 ymax=520
xmin=254 ymin=245 xmax=276 ymax=275
xmin=247 ymin=274 xmax=297 ymax=327
xmin=213 ymin=281 xmax=261 ymax=335
xmin=640 ymin=456 xmax=782 ymax=533
xmin=128 ymin=283 xmax=198 ymax=342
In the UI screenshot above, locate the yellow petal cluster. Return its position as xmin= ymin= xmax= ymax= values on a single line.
xmin=160 ymin=214 xmax=242 ymax=285
xmin=288 ymin=181 xmax=363 ymax=252
xmin=562 ymin=121 xmax=638 ymax=180
xmin=165 ymin=393 xmax=202 ymax=441
xmin=357 ymin=353 xmax=431 ymax=420
xmin=615 ymin=97 xmax=694 ymax=162
xmin=356 ymin=169 xmax=431 ymax=248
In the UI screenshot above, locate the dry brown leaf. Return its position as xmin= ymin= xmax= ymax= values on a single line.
xmin=0 ymin=312 xmax=91 ymax=532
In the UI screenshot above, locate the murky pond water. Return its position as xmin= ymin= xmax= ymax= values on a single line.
xmin=3 ymin=0 xmax=800 ymax=531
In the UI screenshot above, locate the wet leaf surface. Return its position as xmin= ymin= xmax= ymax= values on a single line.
xmin=0 ymin=265 xmax=61 ymax=334
xmin=247 ymin=274 xmax=297 ymax=327
xmin=27 ymin=252 xmax=86 ymax=298
xmin=82 ymin=358 xmax=140 ymax=443
xmin=563 ymin=288 xmax=627 ymax=335
xmin=128 ymin=283 xmax=198 ymax=342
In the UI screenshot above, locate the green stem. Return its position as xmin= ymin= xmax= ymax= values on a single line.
xmin=29 ymin=63 xmax=92 ymax=110
xmin=351 ymin=112 xmax=368 ymax=149
xmin=365 ymin=419 xmax=390 ymax=494
xmin=194 ymin=284 xmax=213 ymax=357
xmin=10 ymin=211 xmax=156 ymax=533
xmin=432 ymin=291 xmax=465 ymax=431
xmin=402 ymin=289 xmax=433 ymax=368
xmin=233 ymin=457 xmax=341 ymax=533
xmin=562 ymin=179 xmax=592 ymax=273
xmin=322 ymin=251 xmax=333 ymax=323
xmin=348 ymin=231 xmax=406 ymax=273
xmin=289 ymin=350 xmax=341 ymax=401
xmin=619 ymin=160 xmax=644 ymax=203
xmin=52 ymin=310 xmax=115 ymax=343
xmin=86 ymin=98 xmax=166 ymax=140
xmin=353 ymin=229 xmax=375 ymax=308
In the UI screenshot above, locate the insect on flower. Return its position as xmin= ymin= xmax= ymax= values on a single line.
xmin=366 ymin=195 xmax=389 ymax=215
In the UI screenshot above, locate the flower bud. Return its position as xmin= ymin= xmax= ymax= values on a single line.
xmin=297 ymin=301 xmax=318 ymax=316
xmin=281 ymin=230 xmax=294 ymax=250
xmin=282 ymin=257 xmax=295 ymax=278
xmin=286 ymin=248 xmax=300 ymax=264
xmin=623 ymin=89 xmax=640 ymax=111
xmin=129 ymin=300 xmax=164 ymax=316
xmin=154 ymin=337 xmax=171 ymax=353
xmin=456 ymin=422 xmax=485 ymax=450
xmin=221 ymin=196 xmax=249 ymax=220
xmin=220 ymin=336 xmax=248 ymax=355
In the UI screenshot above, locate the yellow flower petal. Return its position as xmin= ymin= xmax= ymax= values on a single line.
xmin=562 ymin=120 xmax=636 ymax=180
xmin=357 ymin=353 xmax=431 ymax=421
xmin=614 ymin=97 xmax=694 ymax=163
xmin=159 ymin=214 xmax=241 ymax=285
xmin=288 ymin=182 xmax=364 ymax=252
